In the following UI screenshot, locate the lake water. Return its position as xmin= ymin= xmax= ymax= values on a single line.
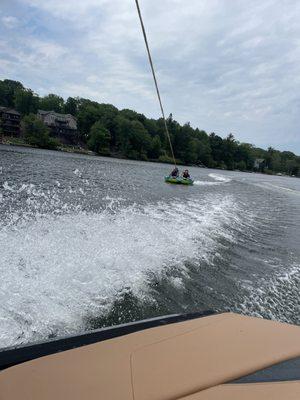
xmin=0 ymin=144 xmax=299 ymax=348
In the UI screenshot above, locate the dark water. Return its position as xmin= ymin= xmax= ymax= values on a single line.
xmin=0 ymin=145 xmax=299 ymax=348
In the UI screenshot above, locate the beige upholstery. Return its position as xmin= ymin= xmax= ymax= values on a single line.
xmin=131 ymin=313 xmax=300 ymax=400
xmin=0 ymin=313 xmax=299 ymax=400
xmin=183 ymin=382 xmax=300 ymax=399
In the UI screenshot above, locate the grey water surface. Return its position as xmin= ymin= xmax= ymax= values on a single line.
xmin=0 ymin=144 xmax=299 ymax=348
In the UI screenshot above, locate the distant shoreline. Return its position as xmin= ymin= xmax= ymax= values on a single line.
xmin=1 ymin=140 xmax=298 ymax=179
xmin=1 ymin=79 xmax=299 ymax=177
xmin=0 ymin=137 xmax=96 ymax=156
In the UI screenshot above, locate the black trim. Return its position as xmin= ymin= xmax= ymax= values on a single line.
xmin=0 ymin=310 xmax=216 ymax=371
xmin=232 ymin=357 xmax=300 ymax=383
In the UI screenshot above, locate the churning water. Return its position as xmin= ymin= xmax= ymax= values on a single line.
xmin=0 ymin=145 xmax=299 ymax=348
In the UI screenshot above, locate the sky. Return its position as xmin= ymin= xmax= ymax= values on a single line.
xmin=0 ymin=0 xmax=300 ymax=154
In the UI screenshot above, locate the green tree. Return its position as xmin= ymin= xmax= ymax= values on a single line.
xmin=149 ymin=135 xmax=162 ymax=159
xmin=0 ymin=79 xmax=24 ymax=107
xmin=222 ymin=133 xmax=238 ymax=170
xmin=95 ymin=104 xmax=119 ymax=146
xmin=236 ymin=160 xmax=247 ymax=171
xmin=209 ymin=133 xmax=224 ymax=166
xmin=266 ymin=147 xmax=282 ymax=172
xmin=115 ymin=115 xmax=132 ymax=153
xmin=171 ymin=122 xmax=192 ymax=163
xmin=285 ymin=159 xmax=299 ymax=176
xmin=183 ymin=137 xmax=198 ymax=164
xmin=235 ymin=143 xmax=255 ymax=170
xmin=143 ymin=118 xmax=159 ymax=137
xmin=0 ymin=116 xmax=3 ymax=141
xmin=196 ymin=140 xmax=212 ymax=166
xmin=127 ymin=120 xmax=152 ymax=160
xmin=119 ymin=109 xmax=141 ymax=121
xmin=64 ymin=97 xmax=79 ymax=115
xmin=14 ymin=89 xmax=39 ymax=115
xmin=77 ymin=102 xmax=104 ymax=140
xmin=280 ymin=151 xmax=297 ymax=175
xmin=115 ymin=117 xmax=152 ymax=160
xmin=39 ymin=94 xmax=64 ymax=113
xmin=21 ymin=114 xmax=59 ymax=149
xmin=192 ymin=129 xmax=212 ymax=166
xmin=87 ymin=121 xmax=111 ymax=154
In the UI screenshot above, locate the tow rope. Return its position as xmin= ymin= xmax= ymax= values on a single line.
xmin=134 ymin=0 xmax=177 ymax=167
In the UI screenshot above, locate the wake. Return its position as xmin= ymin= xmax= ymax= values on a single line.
xmin=194 ymin=173 xmax=232 ymax=186
xmin=0 ymin=194 xmax=239 ymax=348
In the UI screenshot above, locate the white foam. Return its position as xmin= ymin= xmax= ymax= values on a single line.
xmin=170 ymin=277 xmax=184 ymax=289
xmin=194 ymin=180 xmax=220 ymax=186
xmin=73 ymin=169 xmax=82 ymax=177
xmin=238 ymin=261 xmax=300 ymax=323
xmin=255 ymin=182 xmax=300 ymax=195
xmin=209 ymin=173 xmax=232 ymax=183
xmin=3 ymin=181 xmax=14 ymax=191
xmin=0 ymin=181 xmax=88 ymax=229
xmin=0 ymin=194 xmax=239 ymax=348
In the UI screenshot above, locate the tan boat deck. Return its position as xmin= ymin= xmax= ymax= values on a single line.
xmin=0 ymin=312 xmax=299 ymax=399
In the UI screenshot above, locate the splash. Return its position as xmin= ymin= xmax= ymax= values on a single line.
xmin=209 ymin=173 xmax=232 ymax=183
xmin=193 ymin=173 xmax=232 ymax=186
xmin=0 ymin=194 xmax=240 ymax=348
xmin=73 ymin=169 xmax=82 ymax=177
xmin=194 ymin=181 xmax=220 ymax=186
xmin=237 ymin=262 xmax=300 ymax=325
xmin=254 ymin=182 xmax=300 ymax=195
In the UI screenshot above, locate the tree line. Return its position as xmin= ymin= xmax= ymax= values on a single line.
xmin=0 ymin=78 xmax=299 ymax=176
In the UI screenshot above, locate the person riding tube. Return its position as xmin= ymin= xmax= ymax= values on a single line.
xmin=170 ymin=167 xmax=179 ymax=178
xmin=182 ymin=169 xmax=190 ymax=179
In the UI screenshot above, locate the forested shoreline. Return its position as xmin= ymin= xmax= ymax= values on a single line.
xmin=1 ymin=79 xmax=299 ymax=176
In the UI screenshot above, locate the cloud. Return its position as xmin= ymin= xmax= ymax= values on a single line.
xmin=1 ymin=0 xmax=300 ymax=153
xmin=1 ymin=15 xmax=19 ymax=29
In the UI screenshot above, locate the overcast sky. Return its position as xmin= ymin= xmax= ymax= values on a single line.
xmin=1 ymin=0 xmax=300 ymax=153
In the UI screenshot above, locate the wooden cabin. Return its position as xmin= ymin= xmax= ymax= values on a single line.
xmin=37 ymin=110 xmax=78 ymax=144
xmin=0 ymin=107 xmax=21 ymax=137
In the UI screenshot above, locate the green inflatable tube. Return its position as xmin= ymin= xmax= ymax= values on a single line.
xmin=164 ymin=176 xmax=194 ymax=185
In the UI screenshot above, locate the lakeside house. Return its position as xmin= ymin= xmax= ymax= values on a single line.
xmin=37 ymin=110 xmax=78 ymax=145
xmin=254 ymin=158 xmax=265 ymax=170
xmin=0 ymin=107 xmax=21 ymax=137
